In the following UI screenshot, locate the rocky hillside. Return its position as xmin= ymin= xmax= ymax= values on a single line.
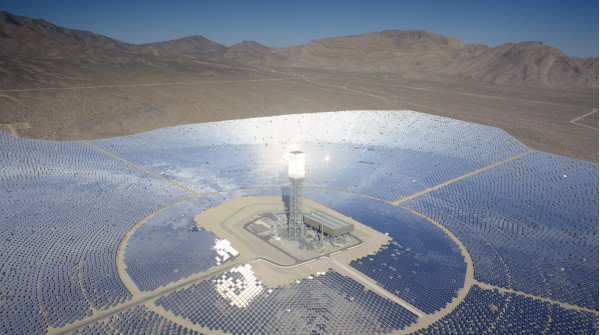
xmin=456 ymin=41 xmax=598 ymax=88
xmin=223 ymin=40 xmax=271 ymax=63
xmin=265 ymin=30 xmax=486 ymax=75
xmin=0 ymin=11 xmax=133 ymax=57
xmin=0 ymin=11 xmax=597 ymax=89
xmin=260 ymin=30 xmax=598 ymax=89
xmin=141 ymin=35 xmax=227 ymax=59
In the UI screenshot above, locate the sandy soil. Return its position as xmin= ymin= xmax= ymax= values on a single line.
xmin=0 ymin=63 xmax=596 ymax=162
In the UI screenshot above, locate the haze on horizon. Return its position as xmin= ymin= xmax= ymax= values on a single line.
xmin=2 ymin=0 xmax=599 ymax=58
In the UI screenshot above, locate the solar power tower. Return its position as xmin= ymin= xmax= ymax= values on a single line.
xmin=288 ymin=151 xmax=306 ymax=241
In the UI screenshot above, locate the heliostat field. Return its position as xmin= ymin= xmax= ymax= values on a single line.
xmin=0 ymin=111 xmax=597 ymax=334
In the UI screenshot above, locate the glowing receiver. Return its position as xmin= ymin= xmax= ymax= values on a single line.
xmin=288 ymin=151 xmax=305 ymax=179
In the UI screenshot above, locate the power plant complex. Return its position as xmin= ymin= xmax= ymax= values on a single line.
xmin=2 ymin=111 xmax=596 ymax=334
xmin=286 ymin=150 xmax=354 ymax=243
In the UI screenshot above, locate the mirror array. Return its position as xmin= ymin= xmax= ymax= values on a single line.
xmin=156 ymin=267 xmax=418 ymax=334
xmin=91 ymin=111 xmax=527 ymax=200
xmin=304 ymin=190 xmax=467 ymax=314
xmin=0 ymin=110 xmax=597 ymax=334
xmin=0 ymin=132 xmax=190 ymax=334
xmin=124 ymin=198 xmax=240 ymax=292
xmin=412 ymin=286 xmax=599 ymax=335
xmin=405 ymin=151 xmax=599 ymax=310
xmin=72 ymin=305 xmax=202 ymax=335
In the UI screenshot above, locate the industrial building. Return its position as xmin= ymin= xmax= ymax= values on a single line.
xmin=304 ymin=210 xmax=354 ymax=237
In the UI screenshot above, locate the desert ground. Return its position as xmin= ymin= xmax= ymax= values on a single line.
xmin=0 ymin=59 xmax=597 ymax=162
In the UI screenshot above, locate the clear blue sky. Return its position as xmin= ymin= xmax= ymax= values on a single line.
xmin=2 ymin=0 xmax=598 ymax=57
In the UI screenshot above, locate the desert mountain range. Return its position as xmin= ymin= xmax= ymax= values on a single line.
xmin=1 ymin=11 xmax=597 ymax=89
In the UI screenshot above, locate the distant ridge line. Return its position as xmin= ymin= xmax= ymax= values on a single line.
xmin=0 ymin=10 xmax=597 ymax=89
